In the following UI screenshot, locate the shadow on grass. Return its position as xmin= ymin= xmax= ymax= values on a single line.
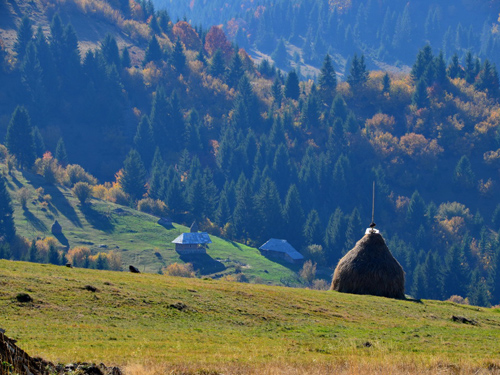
xmin=179 ymin=253 xmax=226 ymax=275
xmin=23 ymin=173 xmax=82 ymax=227
xmin=53 ymin=232 xmax=70 ymax=249
xmin=80 ymin=204 xmax=114 ymax=232
xmin=22 ymin=209 xmax=48 ymax=232
xmin=9 ymin=174 xmax=23 ymax=189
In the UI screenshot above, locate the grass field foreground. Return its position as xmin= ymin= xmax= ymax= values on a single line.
xmin=1 ymin=260 xmax=500 ymax=374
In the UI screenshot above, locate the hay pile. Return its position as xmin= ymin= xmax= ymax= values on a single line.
xmin=331 ymin=232 xmax=405 ymax=299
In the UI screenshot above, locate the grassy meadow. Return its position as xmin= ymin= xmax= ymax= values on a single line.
xmin=1 ymin=260 xmax=500 ymax=374
xmin=2 ymin=165 xmax=298 ymax=285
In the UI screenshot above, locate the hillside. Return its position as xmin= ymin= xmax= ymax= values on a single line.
xmin=1 ymin=162 xmax=300 ymax=285
xmin=1 ymin=0 xmax=500 ymax=308
xmin=1 ymin=260 xmax=500 ymax=374
xmin=158 ymin=0 xmax=500 ymax=77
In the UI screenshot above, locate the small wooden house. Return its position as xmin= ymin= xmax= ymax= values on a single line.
xmin=259 ymin=239 xmax=304 ymax=264
xmin=172 ymin=232 xmax=212 ymax=254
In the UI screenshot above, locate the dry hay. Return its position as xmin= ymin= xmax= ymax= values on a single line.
xmin=331 ymin=232 xmax=405 ymax=299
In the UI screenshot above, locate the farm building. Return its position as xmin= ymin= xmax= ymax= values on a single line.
xmin=259 ymin=239 xmax=304 ymax=264
xmin=172 ymin=232 xmax=212 ymax=254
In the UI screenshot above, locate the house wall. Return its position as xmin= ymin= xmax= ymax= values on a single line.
xmin=175 ymin=243 xmax=207 ymax=254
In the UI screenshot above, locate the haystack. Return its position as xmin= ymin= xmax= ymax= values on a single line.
xmin=331 ymin=231 xmax=405 ymax=299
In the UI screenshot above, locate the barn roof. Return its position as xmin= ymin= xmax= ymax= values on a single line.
xmin=172 ymin=232 xmax=212 ymax=244
xmin=259 ymin=239 xmax=304 ymax=260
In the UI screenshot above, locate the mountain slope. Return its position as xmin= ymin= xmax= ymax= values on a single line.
xmin=0 ymin=259 xmax=499 ymax=373
xmin=2 ymin=162 xmax=300 ymax=285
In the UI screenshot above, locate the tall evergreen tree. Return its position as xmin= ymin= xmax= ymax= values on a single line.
xmin=254 ymin=178 xmax=283 ymax=243
xmin=284 ymin=70 xmax=300 ymax=100
xmin=14 ymin=16 xmax=33 ymax=62
xmin=347 ymin=54 xmax=368 ymax=88
xmin=121 ymin=149 xmax=147 ymax=202
xmin=5 ymin=106 xmax=36 ymax=169
xmin=101 ymin=34 xmax=121 ymax=69
xmin=282 ymin=184 xmax=305 ymax=249
xmin=143 ymin=35 xmax=162 ymax=65
xmin=32 ymin=127 xmax=45 ymax=158
xmin=170 ymin=38 xmax=186 ymax=73
xmin=447 ymin=53 xmax=464 ymax=79
xmin=209 ymin=49 xmax=225 ymax=77
xmin=134 ymin=115 xmax=155 ymax=168
xmin=226 ymin=49 xmax=245 ymax=87
xmin=55 ymin=137 xmax=68 ymax=167
xmin=271 ymin=38 xmax=288 ymax=69
xmin=412 ymin=79 xmax=429 ymax=108
xmin=148 ymin=147 xmax=165 ymax=200
xmin=318 ymin=54 xmax=337 ymax=106
xmin=453 ymin=155 xmax=475 ymax=189
xmin=303 ymin=209 xmax=323 ymax=246
xmin=0 ymin=175 xmax=16 ymax=243
xmin=272 ymin=77 xmax=283 ymax=107
xmin=382 ymin=73 xmax=391 ymax=94
xmin=121 ymin=47 xmax=131 ymax=68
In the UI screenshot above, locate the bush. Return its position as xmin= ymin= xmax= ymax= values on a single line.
xmin=17 ymin=187 xmax=32 ymax=208
xmin=311 ymin=279 xmax=330 ymax=290
xmin=67 ymin=246 xmax=91 ymax=267
xmin=65 ymin=164 xmax=98 ymax=186
xmin=299 ymin=260 xmax=316 ymax=285
xmin=163 ymin=262 xmax=195 ymax=278
xmin=447 ymin=295 xmax=470 ymax=305
xmin=34 ymin=152 xmax=64 ymax=184
xmin=137 ymin=198 xmax=169 ymax=217
xmin=72 ymin=182 xmax=92 ymax=205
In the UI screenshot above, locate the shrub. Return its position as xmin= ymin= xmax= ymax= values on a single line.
xmin=17 ymin=187 xmax=32 ymax=208
xmin=163 ymin=262 xmax=195 ymax=278
xmin=65 ymin=164 xmax=98 ymax=187
xmin=447 ymin=295 xmax=470 ymax=305
xmin=72 ymin=182 xmax=92 ymax=205
xmin=67 ymin=246 xmax=91 ymax=267
xmin=34 ymin=152 xmax=64 ymax=184
xmin=311 ymin=279 xmax=330 ymax=290
xmin=299 ymin=260 xmax=316 ymax=285
xmin=105 ymin=184 xmax=129 ymax=205
xmin=137 ymin=198 xmax=169 ymax=217
xmin=0 ymin=144 xmax=7 ymax=161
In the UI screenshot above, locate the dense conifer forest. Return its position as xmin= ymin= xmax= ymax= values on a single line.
xmin=1 ymin=0 xmax=500 ymax=306
xmin=159 ymin=0 xmax=500 ymax=76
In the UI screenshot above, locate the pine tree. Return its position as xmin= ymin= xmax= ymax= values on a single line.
xmin=453 ymin=155 xmax=475 ymax=189
xmin=27 ymin=239 xmax=37 ymax=263
xmin=209 ymin=49 xmax=225 ymax=77
xmin=411 ymin=45 xmax=434 ymax=82
xmin=5 ymin=106 xmax=36 ymax=169
xmin=215 ymin=190 xmax=232 ymax=227
xmin=347 ymin=54 xmax=368 ymax=88
xmin=32 ymin=127 xmax=45 ymax=158
xmin=150 ymin=86 xmax=169 ymax=151
xmin=0 ymin=175 xmax=16 ymax=243
xmin=55 ymin=137 xmax=68 ymax=167
xmin=284 ymin=70 xmax=300 ymax=100
xmin=226 ymin=49 xmax=245 ymax=87
xmin=271 ymin=77 xmax=283 ymax=107
xmin=382 ymin=72 xmax=391 ymax=94
xmin=406 ymin=190 xmax=426 ymax=227
xmin=134 ymin=115 xmax=154 ymax=168
xmin=318 ymin=54 xmax=337 ymax=106
xmin=101 ymin=34 xmax=121 ymax=69
xmin=447 ymin=53 xmax=464 ymax=79
xmin=412 ymin=79 xmax=429 ymax=109
xmin=170 ymin=38 xmax=186 ymax=73
xmin=476 ymin=59 xmax=499 ymax=97
xmin=232 ymin=178 xmax=255 ymax=241
xmin=434 ymin=51 xmax=447 ymax=86
xmin=148 ymin=148 xmax=165 ymax=200
xmin=464 ymin=51 xmax=476 ymax=84
xmin=303 ymin=209 xmax=323 ymax=246
xmin=282 ymin=184 xmax=305 ymax=249
xmin=47 ymin=244 xmax=60 ymax=265
xmin=271 ymin=39 xmax=288 ymax=69
xmin=143 ymin=35 xmax=162 ymax=65
xmin=14 ymin=16 xmax=33 ymax=62
xmin=121 ymin=149 xmax=147 ymax=202
xmin=324 ymin=208 xmax=344 ymax=264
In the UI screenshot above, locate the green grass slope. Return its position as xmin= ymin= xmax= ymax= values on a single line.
xmin=1 ymin=260 xmax=500 ymax=373
xmin=3 ymin=166 xmax=299 ymax=285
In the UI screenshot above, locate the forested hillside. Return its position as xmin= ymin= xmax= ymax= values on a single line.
xmin=157 ymin=0 xmax=500 ymax=77
xmin=1 ymin=0 xmax=500 ymax=307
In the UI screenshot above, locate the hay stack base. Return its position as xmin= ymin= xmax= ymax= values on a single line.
xmin=331 ymin=232 xmax=405 ymax=299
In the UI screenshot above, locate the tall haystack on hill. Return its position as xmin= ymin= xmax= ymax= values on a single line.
xmin=331 ymin=231 xmax=405 ymax=299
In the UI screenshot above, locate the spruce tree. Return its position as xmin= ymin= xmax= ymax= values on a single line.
xmin=14 ymin=16 xmax=33 ymax=62
xmin=347 ymin=54 xmax=368 ymax=88
xmin=101 ymin=34 xmax=121 ymax=69
xmin=5 ymin=106 xmax=36 ymax=169
xmin=412 ymin=79 xmax=429 ymax=109
xmin=27 ymin=239 xmax=38 ymax=263
xmin=447 ymin=53 xmax=464 ymax=79
xmin=121 ymin=149 xmax=147 ymax=202
xmin=143 ymin=35 xmax=162 ymax=65
xmin=0 ymin=175 xmax=15 ymax=243
xmin=271 ymin=38 xmax=288 ymax=69
xmin=32 ymin=127 xmax=45 ymax=158
xmin=318 ymin=54 xmax=337 ymax=105
xmin=406 ymin=190 xmax=426 ymax=226
xmin=271 ymin=77 xmax=283 ymax=107
xmin=54 ymin=137 xmax=68 ymax=166
xmin=303 ymin=209 xmax=323 ymax=246
xmin=47 ymin=244 xmax=60 ymax=265
xmin=209 ymin=49 xmax=226 ymax=77
xmin=226 ymin=49 xmax=245 ymax=87
xmin=254 ymin=178 xmax=283 ymax=242
xmin=453 ymin=155 xmax=475 ymax=189
xmin=382 ymin=73 xmax=391 ymax=94
xmin=134 ymin=115 xmax=154 ymax=168
xmin=282 ymin=184 xmax=305 ymax=249
xmin=284 ymin=70 xmax=300 ymax=100
xmin=324 ymin=208 xmax=344 ymax=264
xmin=170 ymin=38 xmax=186 ymax=73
